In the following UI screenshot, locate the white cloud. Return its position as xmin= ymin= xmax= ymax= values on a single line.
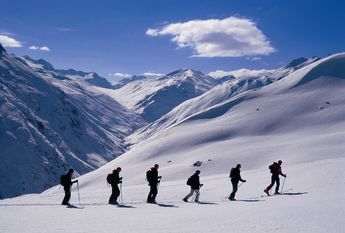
xmin=146 ymin=28 xmax=159 ymax=36
xmin=109 ymin=72 xmax=132 ymax=78
xmin=29 ymin=45 xmax=50 ymax=51
xmin=40 ymin=46 xmax=50 ymax=51
xmin=142 ymin=72 xmax=164 ymax=77
xmin=146 ymin=16 xmax=275 ymax=58
xmin=0 ymin=35 xmax=22 ymax=48
xmin=29 ymin=45 xmax=39 ymax=50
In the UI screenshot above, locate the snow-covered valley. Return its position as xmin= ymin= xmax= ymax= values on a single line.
xmin=1 ymin=41 xmax=345 ymax=232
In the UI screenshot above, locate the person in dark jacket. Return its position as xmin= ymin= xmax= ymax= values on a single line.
xmin=183 ymin=170 xmax=203 ymax=202
xmin=147 ymin=164 xmax=162 ymax=203
xmin=264 ymin=160 xmax=286 ymax=195
xmin=109 ymin=167 xmax=122 ymax=205
xmin=228 ymin=164 xmax=246 ymax=201
xmin=61 ymin=169 xmax=78 ymax=205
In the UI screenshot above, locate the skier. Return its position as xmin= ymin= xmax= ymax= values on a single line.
xmin=228 ymin=164 xmax=246 ymax=201
xmin=146 ymin=164 xmax=162 ymax=203
xmin=61 ymin=169 xmax=78 ymax=205
xmin=264 ymin=160 xmax=286 ymax=195
xmin=108 ymin=167 xmax=123 ymax=205
xmin=183 ymin=170 xmax=203 ymax=202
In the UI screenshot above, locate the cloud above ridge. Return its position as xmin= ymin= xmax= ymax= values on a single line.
xmin=147 ymin=16 xmax=275 ymax=58
xmin=0 ymin=35 xmax=22 ymax=48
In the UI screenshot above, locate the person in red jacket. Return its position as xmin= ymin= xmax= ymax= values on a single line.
xmin=264 ymin=160 xmax=286 ymax=195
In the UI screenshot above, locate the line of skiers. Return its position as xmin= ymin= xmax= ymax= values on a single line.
xmin=60 ymin=161 xmax=287 ymax=205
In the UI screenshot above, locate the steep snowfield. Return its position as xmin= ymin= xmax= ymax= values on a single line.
xmin=109 ymin=69 xmax=219 ymax=122
xmin=0 ymin=45 xmax=145 ymax=198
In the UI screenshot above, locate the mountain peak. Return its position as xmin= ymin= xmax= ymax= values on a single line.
xmin=0 ymin=43 xmax=7 ymax=56
xmin=165 ymin=68 xmax=205 ymax=78
xmin=21 ymin=55 xmax=55 ymax=71
xmin=285 ymin=57 xmax=308 ymax=68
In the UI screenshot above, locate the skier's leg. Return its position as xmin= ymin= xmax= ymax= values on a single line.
xmin=194 ymin=190 xmax=200 ymax=202
xmin=151 ymin=184 xmax=158 ymax=202
xmin=184 ymin=189 xmax=194 ymax=201
xmin=275 ymin=177 xmax=280 ymax=194
xmin=229 ymin=180 xmax=238 ymax=200
xmin=62 ymin=187 xmax=71 ymax=205
xmin=114 ymin=185 xmax=120 ymax=203
xmin=109 ymin=187 xmax=115 ymax=204
xmin=266 ymin=175 xmax=275 ymax=191
xmin=147 ymin=185 xmax=153 ymax=202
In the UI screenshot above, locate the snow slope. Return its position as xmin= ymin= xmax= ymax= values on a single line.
xmin=110 ymin=69 xmax=220 ymax=122
xmin=128 ymin=57 xmax=320 ymax=144
xmin=0 ymin=52 xmax=344 ymax=233
xmin=58 ymin=53 xmax=345 ymax=185
xmin=0 ymin=156 xmax=343 ymax=233
xmin=0 ymin=45 xmax=145 ymax=198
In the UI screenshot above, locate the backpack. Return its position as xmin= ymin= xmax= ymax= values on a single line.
xmin=229 ymin=168 xmax=235 ymax=178
xmin=106 ymin=173 xmax=113 ymax=184
xmin=146 ymin=170 xmax=152 ymax=182
xmin=60 ymin=174 xmax=68 ymax=186
xmin=269 ymin=163 xmax=278 ymax=174
xmin=186 ymin=176 xmax=192 ymax=186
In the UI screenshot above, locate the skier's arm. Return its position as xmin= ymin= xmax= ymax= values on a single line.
xmin=279 ymin=170 xmax=286 ymax=177
xmin=239 ymin=174 xmax=246 ymax=182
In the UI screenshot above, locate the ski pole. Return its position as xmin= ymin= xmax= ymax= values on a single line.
xmin=281 ymin=176 xmax=286 ymax=194
xmin=77 ymin=181 xmax=81 ymax=206
xmin=120 ymin=183 xmax=123 ymax=204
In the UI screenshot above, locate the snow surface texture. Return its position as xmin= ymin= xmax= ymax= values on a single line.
xmin=1 ymin=53 xmax=344 ymax=232
xmin=109 ymin=69 xmax=220 ymax=122
xmin=0 ymin=46 xmax=145 ymax=198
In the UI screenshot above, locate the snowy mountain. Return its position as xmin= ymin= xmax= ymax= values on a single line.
xmin=1 ymin=49 xmax=344 ymax=232
xmin=88 ymin=53 xmax=344 ymax=185
xmin=110 ymin=69 xmax=220 ymax=122
xmin=1 ymin=53 xmax=343 ymax=233
xmin=0 ymin=44 xmax=145 ymax=198
xmin=20 ymin=56 xmax=113 ymax=89
xmin=128 ymin=57 xmax=320 ymax=144
xmin=112 ymin=75 xmax=148 ymax=89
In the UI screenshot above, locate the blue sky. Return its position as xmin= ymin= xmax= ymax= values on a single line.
xmin=1 ymin=0 xmax=344 ymax=81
